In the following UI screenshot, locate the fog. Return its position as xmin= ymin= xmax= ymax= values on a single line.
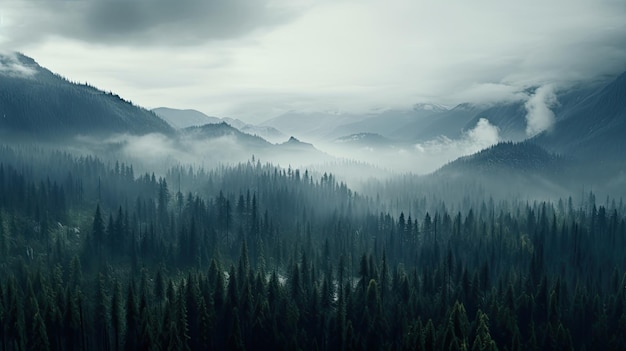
xmin=64 ymin=107 xmax=519 ymax=188
xmin=72 ymin=129 xmax=333 ymax=177
xmin=64 ymin=117 xmax=501 ymax=189
xmin=312 ymin=117 xmax=500 ymax=175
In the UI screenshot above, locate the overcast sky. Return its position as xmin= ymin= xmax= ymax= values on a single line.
xmin=2 ymin=0 xmax=626 ymax=123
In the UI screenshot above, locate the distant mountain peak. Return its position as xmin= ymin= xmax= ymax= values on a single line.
xmin=282 ymin=136 xmax=315 ymax=149
xmin=451 ymin=103 xmax=475 ymax=110
xmin=337 ymin=132 xmax=376 ymax=141
xmin=152 ymin=107 xmax=222 ymax=129
xmin=334 ymin=132 xmax=391 ymax=144
xmin=0 ymin=53 xmax=174 ymax=139
xmin=412 ymin=103 xmax=449 ymax=112
xmin=185 ymin=121 xmax=237 ymax=134
xmin=154 ymin=107 xmax=287 ymax=143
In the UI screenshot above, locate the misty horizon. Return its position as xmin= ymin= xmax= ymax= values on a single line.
xmin=2 ymin=49 xmax=626 ymax=183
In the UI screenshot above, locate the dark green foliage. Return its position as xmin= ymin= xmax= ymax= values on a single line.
xmin=0 ymin=144 xmax=624 ymax=350
xmin=0 ymin=54 xmax=173 ymax=141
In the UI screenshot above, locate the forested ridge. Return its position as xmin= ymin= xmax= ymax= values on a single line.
xmin=0 ymin=144 xmax=625 ymax=350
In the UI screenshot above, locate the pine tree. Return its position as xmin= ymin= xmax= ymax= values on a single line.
xmin=31 ymin=310 xmax=51 ymax=351
xmin=94 ymin=275 xmax=111 ymax=351
xmin=473 ymin=310 xmax=498 ymax=351
xmin=111 ymin=281 xmax=123 ymax=351
xmin=124 ymin=282 xmax=139 ymax=351
xmin=92 ymin=204 xmax=106 ymax=256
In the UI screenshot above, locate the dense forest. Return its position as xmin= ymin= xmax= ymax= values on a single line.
xmin=0 ymin=144 xmax=625 ymax=350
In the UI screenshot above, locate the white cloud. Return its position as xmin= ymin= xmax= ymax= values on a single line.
xmin=414 ymin=118 xmax=500 ymax=171
xmin=467 ymin=118 xmax=501 ymax=149
xmin=324 ymin=117 xmax=500 ymax=174
xmin=525 ymin=85 xmax=558 ymax=137
xmin=0 ymin=51 xmax=36 ymax=77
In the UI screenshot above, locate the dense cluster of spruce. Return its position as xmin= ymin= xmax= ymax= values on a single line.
xmin=0 ymin=144 xmax=625 ymax=350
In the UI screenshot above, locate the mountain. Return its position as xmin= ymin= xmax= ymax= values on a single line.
xmin=181 ymin=122 xmax=270 ymax=149
xmin=534 ymin=71 xmax=626 ymax=163
xmin=328 ymin=107 xmax=445 ymax=140
xmin=411 ymin=103 xmax=450 ymax=112
xmin=388 ymin=103 xmax=480 ymax=142
xmin=435 ymin=141 xmax=573 ymax=197
xmin=238 ymin=125 xmax=287 ymax=143
xmin=279 ymin=136 xmax=317 ymax=151
xmin=155 ymin=107 xmax=287 ymax=143
xmin=395 ymin=97 xmax=572 ymax=143
xmin=153 ymin=107 xmax=221 ymax=128
xmin=430 ymin=72 xmax=626 ymax=195
xmin=438 ymin=141 xmax=564 ymax=176
xmin=334 ymin=132 xmax=395 ymax=147
xmin=181 ymin=123 xmax=331 ymax=166
xmin=222 ymin=117 xmax=287 ymax=143
xmin=0 ymin=53 xmax=173 ymax=140
xmin=462 ymin=102 xmax=528 ymax=141
xmin=261 ymin=110 xmax=369 ymax=140
xmin=274 ymin=136 xmax=333 ymax=166
xmin=455 ymin=84 xmax=603 ymax=144
xmin=263 ymin=105 xmax=457 ymax=142
xmin=261 ymin=78 xmax=619 ymax=150
xmin=325 ymin=102 xmax=525 ymax=144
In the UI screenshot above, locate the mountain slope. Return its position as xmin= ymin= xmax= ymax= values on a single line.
xmin=155 ymin=107 xmax=287 ymax=143
xmin=180 ymin=123 xmax=332 ymax=166
xmin=434 ymin=141 xmax=573 ymax=197
xmin=334 ymin=132 xmax=395 ymax=147
xmin=0 ymin=53 xmax=173 ymax=139
xmin=534 ymin=71 xmax=626 ymax=161
xmin=263 ymin=104 xmax=457 ymax=142
xmin=181 ymin=122 xmax=271 ymax=149
xmin=438 ymin=141 xmax=564 ymax=175
xmin=221 ymin=117 xmax=287 ymax=143
xmin=261 ymin=111 xmax=367 ymax=140
xmin=328 ymin=106 xmax=447 ymax=140
xmin=389 ymin=103 xmax=480 ymax=142
xmin=153 ymin=107 xmax=221 ymax=128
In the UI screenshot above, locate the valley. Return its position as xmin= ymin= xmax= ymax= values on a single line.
xmin=0 ymin=51 xmax=625 ymax=351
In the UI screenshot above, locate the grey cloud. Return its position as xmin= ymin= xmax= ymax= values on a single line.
xmin=5 ymin=0 xmax=626 ymax=124
xmin=5 ymin=0 xmax=293 ymax=46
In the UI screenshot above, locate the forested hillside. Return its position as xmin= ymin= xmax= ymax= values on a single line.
xmin=0 ymin=54 xmax=173 ymax=140
xmin=0 ymin=144 xmax=625 ymax=350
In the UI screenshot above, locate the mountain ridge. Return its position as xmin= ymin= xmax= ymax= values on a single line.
xmin=154 ymin=107 xmax=287 ymax=143
xmin=0 ymin=52 xmax=174 ymax=140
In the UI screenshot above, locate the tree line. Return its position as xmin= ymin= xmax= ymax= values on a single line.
xmin=0 ymin=144 xmax=625 ymax=350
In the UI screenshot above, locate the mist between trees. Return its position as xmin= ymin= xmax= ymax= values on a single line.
xmin=0 ymin=143 xmax=624 ymax=351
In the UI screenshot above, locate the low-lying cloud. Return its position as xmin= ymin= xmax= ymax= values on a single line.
xmin=525 ymin=85 xmax=558 ymax=137
xmin=413 ymin=118 xmax=500 ymax=173
xmin=466 ymin=118 xmax=500 ymax=149
xmin=105 ymin=132 xmax=250 ymax=169
xmin=317 ymin=118 xmax=501 ymax=175
xmin=0 ymin=52 xmax=36 ymax=77
xmin=75 ymin=129 xmax=332 ymax=176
